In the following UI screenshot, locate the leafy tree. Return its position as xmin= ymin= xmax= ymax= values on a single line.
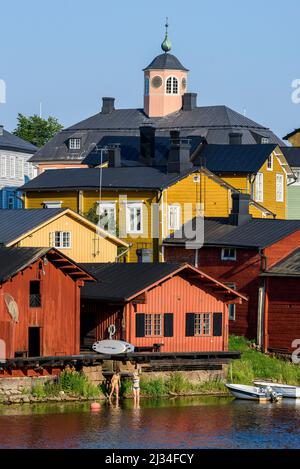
xmin=13 ymin=113 xmax=63 ymax=147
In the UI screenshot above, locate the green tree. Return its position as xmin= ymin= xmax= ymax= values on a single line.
xmin=13 ymin=113 xmax=63 ymax=147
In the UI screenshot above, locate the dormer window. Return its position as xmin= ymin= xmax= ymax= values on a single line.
xmin=261 ymin=137 xmax=269 ymax=144
xmin=166 ymin=76 xmax=178 ymax=94
xmin=69 ymin=138 xmax=81 ymax=150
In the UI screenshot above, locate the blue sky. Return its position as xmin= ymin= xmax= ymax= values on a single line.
xmin=1 ymin=0 xmax=299 ymax=140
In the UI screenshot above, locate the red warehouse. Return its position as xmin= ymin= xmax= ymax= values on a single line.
xmin=0 ymin=247 xmax=94 ymax=359
xmin=80 ymin=263 xmax=247 ymax=353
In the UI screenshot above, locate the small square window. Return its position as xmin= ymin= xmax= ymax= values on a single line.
xmin=261 ymin=137 xmax=269 ymax=144
xmin=194 ymin=313 xmax=211 ymax=336
xmin=53 ymin=231 xmax=71 ymax=248
xmin=69 ymin=138 xmax=81 ymax=150
xmin=221 ymin=248 xmax=236 ymax=261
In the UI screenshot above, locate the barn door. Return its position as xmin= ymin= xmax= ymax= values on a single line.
xmin=28 ymin=327 xmax=41 ymax=357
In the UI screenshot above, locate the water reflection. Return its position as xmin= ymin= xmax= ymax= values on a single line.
xmin=0 ymin=397 xmax=300 ymax=449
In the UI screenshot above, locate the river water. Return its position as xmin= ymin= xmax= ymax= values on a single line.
xmin=0 ymin=397 xmax=300 ymax=449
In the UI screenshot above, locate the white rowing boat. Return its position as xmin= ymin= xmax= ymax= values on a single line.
xmin=226 ymin=383 xmax=282 ymax=402
xmin=253 ymin=380 xmax=300 ymax=399
xmin=92 ymin=339 xmax=135 ymax=355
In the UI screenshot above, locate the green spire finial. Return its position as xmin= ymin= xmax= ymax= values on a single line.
xmin=161 ymin=17 xmax=171 ymax=53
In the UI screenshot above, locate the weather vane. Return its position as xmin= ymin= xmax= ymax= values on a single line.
xmin=161 ymin=16 xmax=171 ymax=53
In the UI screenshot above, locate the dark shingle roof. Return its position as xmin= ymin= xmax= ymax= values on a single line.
xmin=143 ymin=53 xmax=188 ymax=71
xmin=80 ymin=262 xmax=183 ymax=301
xmin=164 ymin=217 xmax=300 ymax=249
xmin=283 ymin=129 xmax=300 ymax=141
xmin=29 ymin=106 xmax=284 ymax=163
xmin=194 ymin=144 xmax=277 ymax=173
xmin=280 ymin=147 xmax=300 ymax=167
xmin=0 ymin=208 xmax=65 ymax=245
xmin=0 ymin=129 xmax=37 ymax=153
xmin=20 ymin=166 xmax=197 ymax=192
xmin=0 ymin=247 xmax=50 ymax=283
xmin=262 ymin=249 xmax=300 ymax=277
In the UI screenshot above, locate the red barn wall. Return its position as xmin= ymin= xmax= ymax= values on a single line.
xmin=125 ymin=273 xmax=228 ymax=353
xmin=0 ymin=259 xmax=81 ymax=358
xmin=264 ymin=230 xmax=300 ymax=269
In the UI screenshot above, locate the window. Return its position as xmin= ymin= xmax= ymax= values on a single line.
xmin=17 ymin=157 xmax=24 ymax=179
xmin=261 ymin=137 xmax=269 ymax=144
xmin=29 ymin=281 xmax=41 ymax=308
xmin=69 ymin=138 xmax=81 ymax=150
xmin=144 ymin=77 xmax=150 ymax=96
xmin=98 ymin=202 xmax=116 ymax=234
xmin=291 ymin=168 xmax=300 ymax=186
xmin=168 ymin=204 xmax=181 ymax=230
xmin=255 ymin=173 xmax=264 ymax=202
xmin=166 ymin=76 xmax=179 ymax=94
xmin=126 ymin=203 xmax=143 ymax=234
xmin=0 ymin=155 xmax=6 ymax=178
xmin=266 ymin=155 xmax=273 ymax=171
xmin=7 ymin=195 xmax=14 ymax=209
xmin=276 ymin=174 xmax=284 ymax=202
xmin=144 ymin=314 xmax=162 ymax=336
xmin=225 ymin=283 xmax=236 ymax=320
xmin=10 ymin=156 xmax=15 ymax=178
xmin=43 ymin=201 xmax=62 ymax=209
xmin=53 ymin=231 xmax=71 ymax=248
xmin=221 ymin=248 xmax=236 ymax=261
xmin=194 ymin=313 xmax=211 ymax=336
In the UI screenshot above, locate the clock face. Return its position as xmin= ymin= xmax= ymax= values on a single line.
xmin=182 ymin=77 xmax=187 ymax=90
xmin=151 ymin=76 xmax=163 ymax=89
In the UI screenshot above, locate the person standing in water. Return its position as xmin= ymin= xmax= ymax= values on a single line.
xmin=132 ymin=365 xmax=141 ymax=407
xmin=109 ymin=368 xmax=121 ymax=401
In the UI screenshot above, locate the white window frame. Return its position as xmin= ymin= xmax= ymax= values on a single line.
xmin=126 ymin=202 xmax=143 ymax=234
xmin=10 ymin=156 xmax=15 ymax=178
xmin=225 ymin=283 xmax=236 ymax=320
xmin=0 ymin=155 xmax=7 ymax=178
xmin=69 ymin=138 xmax=81 ymax=150
xmin=18 ymin=157 xmax=24 ymax=179
xmin=261 ymin=137 xmax=269 ymax=144
xmin=166 ymin=76 xmax=179 ymax=95
xmin=43 ymin=201 xmax=62 ymax=209
xmin=144 ymin=313 xmax=162 ymax=337
xmin=291 ymin=168 xmax=300 ymax=186
xmin=266 ymin=154 xmax=273 ymax=171
xmin=276 ymin=173 xmax=284 ymax=202
xmin=255 ymin=173 xmax=264 ymax=202
xmin=168 ymin=204 xmax=181 ymax=230
xmin=53 ymin=231 xmax=72 ymax=249
xmin=194 ymin=313 xmax=211 ymax=336
xmin=97 ymin=201 xmax=116 ymax=234
xmin=221 ymin=248 xmax=236 ymax=261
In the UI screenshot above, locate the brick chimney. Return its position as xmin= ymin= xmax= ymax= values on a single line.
xmin=108 ymin=144 xmax=121 ymax=167
xmin=167 ymin=131 xmax=193 ymax=173
xmin=101 ymin=97 xmax=115 ymax=114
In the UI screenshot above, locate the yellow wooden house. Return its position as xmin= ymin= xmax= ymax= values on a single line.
xmin=0 ymin=208 xmax=129 ymax=263
xmin=21 ymin=142 xmax=291 ymax=262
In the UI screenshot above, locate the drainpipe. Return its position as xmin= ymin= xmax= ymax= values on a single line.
xmin=257 ymin=248 xmax=267 ymax=351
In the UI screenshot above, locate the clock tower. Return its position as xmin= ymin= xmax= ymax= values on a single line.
xmin=143 ymin=20 xmax=189 ymax=118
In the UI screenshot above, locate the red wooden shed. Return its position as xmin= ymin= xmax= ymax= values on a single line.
xmin=0 ymin=247 xmax=94 ymax=360
xmin=80 ymin=263 xmax=247 ymax=353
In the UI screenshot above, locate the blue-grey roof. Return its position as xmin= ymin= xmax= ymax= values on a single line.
xmin=143 ymin=53 xmax=188 ymax=71
xmin=164 ymin=217 xmax=300 ymax=249
xmin=195 ymin=144 xmax=277 ymax=173
xmin=20 ymin=166 xmax=197 ymax=192
xmin=0 ymin=208 xmax=65 ymax=245
xmin=29 ymin=105 xmax=284 ymax=164
xmin=262 ymin=249 xmax=300 ymax=277
xmin=0 ymin=129 xmax=37 ymax=154
xmin=280 ymin=147 xmax=300 ymax=168
xmin=0 ymin=247 xmax=50 ymax=283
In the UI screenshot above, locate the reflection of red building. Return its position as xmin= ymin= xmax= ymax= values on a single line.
xmin=0 ymin=247 xmax=93 ymax=359
xmin=80 ymin=263 xmax=246 ymax=353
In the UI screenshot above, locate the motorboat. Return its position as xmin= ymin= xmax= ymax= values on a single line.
xmin=253 ymin=380 xmax=300 ymax=399
xmin=226 ymin=383 xmax=282 ymax=402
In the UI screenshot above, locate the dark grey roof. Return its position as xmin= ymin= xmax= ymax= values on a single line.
xmin=262 ymin=249 xmax=300 ymax=277
xmin=0 ymin=247 xmax=50 ymax=283
xmin=194 ymin=144 xmax=277 ymax=173
xmin=0 ymin=208 xmax=65 ymax=245
xmin=80 ymin=262 xmax=183 ymax=301
xmin=82 ymin=135 xmax=203 ymax=167
xmin=0 ymin=129 xmax=37 ymax=153
xmin=29 ymin=105 xmax=284 ymax=163
xmin=164 ymin=217 xmax=300 ymax=249
xmin=280 ymin=147 xmax=300 ymax=167
xmin=143 ymin=53 xmax=188 ymax=71
xmin=20 ymin=166 xmax=197 ymax=192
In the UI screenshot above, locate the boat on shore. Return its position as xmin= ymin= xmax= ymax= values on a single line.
xmin=226 ymin=383 xmax=282 ymax=402
xmin=253 ymin=380 xmax=300 ymax=399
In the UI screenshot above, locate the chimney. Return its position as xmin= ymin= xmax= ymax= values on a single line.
xmin=182 ymin=93 xmax=197 ymax=111
xmin=229 ymin=132 xmax=243 ymax=145
xmin=108 ymin=144 xmax=121 ymax=167
xmin=0 ymin=125 xmax=3 ymax=136
xmin=167 ymin=131 xmax=193 ymax=174
xmin=101 ymin=97 xmax=115 ymax=114
xmin=229 ymin=193 xmax=252 ymax=226
xmin=139 ymin=125 xmax=156 ymax=166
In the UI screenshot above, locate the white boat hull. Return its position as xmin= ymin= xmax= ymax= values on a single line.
xmin=92 ymin=339 xmax=135 ymax=355
xmin=226 ymin=384 xmax=272 ymax=401
xmin=253 ymin=380 xmax=300 ymax=399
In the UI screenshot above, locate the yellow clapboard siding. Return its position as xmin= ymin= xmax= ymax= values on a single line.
xmin=25 ymin=191 xmax=78 ymax=211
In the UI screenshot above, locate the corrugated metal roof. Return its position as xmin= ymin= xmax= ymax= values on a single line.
xmin=195 ymin=144 xmax=277 ymax=173
xmin=0 ymin=247 xmax=50 ymax=283
xmin=262 ymin=249 xmax=300 ymax=277
xmin=0 ymin=129 xmax=37 ymax=153
xmin=143 ymin=53 xmax=188 ymax=71
xmin=280 ymin=147 xmax=300 ymax=167
xmin=164 ymin=217 xmax=300 ymax=249
xmin=0 ymin=208 xmax=65 ymax=245
xmin=20 ymin=166 xmax=197 ymax=192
